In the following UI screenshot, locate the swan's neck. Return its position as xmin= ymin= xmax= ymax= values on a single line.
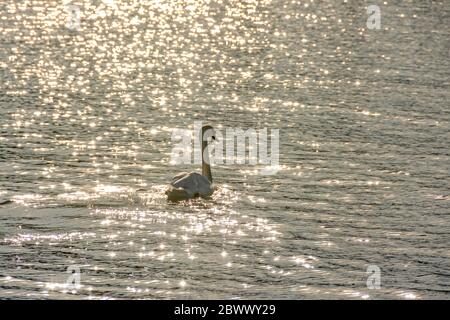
xmin=201 ymin=140 xmax=213 ymax=183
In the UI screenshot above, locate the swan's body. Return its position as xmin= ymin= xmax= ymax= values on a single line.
xmin=166 ymin=125 xmax=216 ymax=202
xmin=166 ymin=172 xmax=213 ymax=201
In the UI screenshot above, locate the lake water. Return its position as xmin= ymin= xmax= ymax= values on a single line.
xmin=0 ymin=0 xmax=449 ymax=299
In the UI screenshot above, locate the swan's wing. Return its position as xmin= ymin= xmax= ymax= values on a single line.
xmin=167 ymin=173 xmax=201 ymax=201
xmin=166 ymin=185 xmax=192 ymax=201
xmin=170 ymin=172 xmax=213 ymax=198
xmin=170 ymin=172 xmax=189 ymax=185
xmin=170 ymin=172 xmax=199 ymax=197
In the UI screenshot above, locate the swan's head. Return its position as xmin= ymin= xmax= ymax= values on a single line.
xmin=201 ymin=125 xmax=217 ymax=143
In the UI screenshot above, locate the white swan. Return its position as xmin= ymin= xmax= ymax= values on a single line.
xmin=166 ymin=125 xmax=216 ymax=202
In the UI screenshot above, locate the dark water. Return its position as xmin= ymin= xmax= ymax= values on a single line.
xmin=0 ymin=0 xmax=449 ymax=299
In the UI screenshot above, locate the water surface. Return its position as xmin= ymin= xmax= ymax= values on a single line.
xmin=0 ymin=0 xmax=449 ymax=299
